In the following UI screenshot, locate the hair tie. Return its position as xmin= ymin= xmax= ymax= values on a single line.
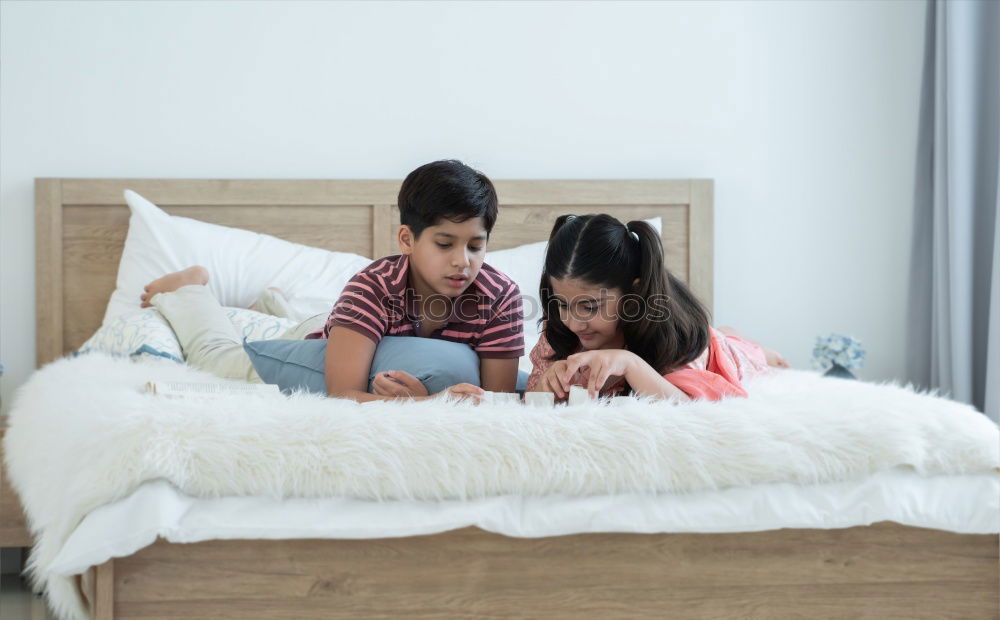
xmin=630 ymin=230 xmax=640 ymax=242
xmin=565 ymin=215 xmax=577 ymax=222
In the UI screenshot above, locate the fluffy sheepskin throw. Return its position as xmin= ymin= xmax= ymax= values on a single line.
xmin=4 ymin=353 xmax=999 ymax=620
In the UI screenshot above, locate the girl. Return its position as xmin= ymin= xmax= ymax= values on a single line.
xmin=526 ymin=214 xmax=789 ymax=402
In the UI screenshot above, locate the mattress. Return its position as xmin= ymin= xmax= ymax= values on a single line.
xmin=47 ymin=466 xmax=1000 ymax=577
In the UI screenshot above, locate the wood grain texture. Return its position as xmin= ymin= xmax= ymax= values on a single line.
xmin=493 ymin=180 xmax=694 ymax=205
xmin=371 ymin=204 xmax=394 ymax=259
xmin=106 ymin=524 xmax=998 ymax=620
xmin=35 ymin=179 xmax=63 ymax=367
xmin=40 ymin=179 xmax=712 ymax=359
xmin=59 ymin=179 xmax=404 ymax=206
xmin=56 ymin=179 xmax=697 ymax=207
xmin=0 ymin=423 xmax=32 ymax=547
xmin=95 ymin=560 xmax=114 ymax=620
xmin=80 ymin=566 xmax=96 ymax=618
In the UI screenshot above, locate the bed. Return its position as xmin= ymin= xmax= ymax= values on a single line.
xmin=5 ymin=177 xmax=997 ymax=620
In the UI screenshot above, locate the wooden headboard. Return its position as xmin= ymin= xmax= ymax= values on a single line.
xmin=35 ymin=179 xmax=713 ymax=366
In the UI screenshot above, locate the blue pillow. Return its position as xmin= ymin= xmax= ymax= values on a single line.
xmin=244 ymin=336 xmax=528 ymax=396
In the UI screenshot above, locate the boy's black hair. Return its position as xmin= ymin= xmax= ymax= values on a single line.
xmin=397 ymin=160 xmax=498 ymax=238
xmin=539 ymin=213 xmax=711 ymax=376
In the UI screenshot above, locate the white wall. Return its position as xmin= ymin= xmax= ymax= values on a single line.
xmin=0 ymin=0 xmax=927 ymax=410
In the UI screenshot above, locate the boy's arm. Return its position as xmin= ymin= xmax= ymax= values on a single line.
xmin=475 ymin=280 xmax=524 ymax=393
xmin=479 ymin=357 xmax=519 ymax=393
xmin=325 ymin=327 xmax=420 ymax=403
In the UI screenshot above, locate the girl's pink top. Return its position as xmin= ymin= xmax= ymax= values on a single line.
xmin=525 ymin=326 xmax=771 ymax=401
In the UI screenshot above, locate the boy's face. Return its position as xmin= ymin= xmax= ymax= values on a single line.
xmin=399 ymin=217 xmax=489 ymax=299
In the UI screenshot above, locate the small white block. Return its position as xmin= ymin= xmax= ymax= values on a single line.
xmin=494 ymin=392 xmax=521 ymax=405
xmin=524 ymin=392 xmax=555 ymax=407
xmin=567 ymin=385 xmax=591 ymax=406
xmin=481 ymin=391 xmax=519 ymax=405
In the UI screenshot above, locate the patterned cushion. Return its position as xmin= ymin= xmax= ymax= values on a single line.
xmin=78 ymin=308 xmax=183 ymax=362
xmin=78 ymin=307 xmax=296 ymax=363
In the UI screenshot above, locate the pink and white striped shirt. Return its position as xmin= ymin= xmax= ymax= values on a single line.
xmin=308 ymin=254 xmax=524 ymax=359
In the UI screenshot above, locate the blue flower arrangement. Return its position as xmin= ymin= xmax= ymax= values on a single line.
xmin=812 ymin=333 xmax=865 ymax=377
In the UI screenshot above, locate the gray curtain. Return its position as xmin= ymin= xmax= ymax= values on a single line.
xmin=907 ymin=0 xmax=1000 ymax=422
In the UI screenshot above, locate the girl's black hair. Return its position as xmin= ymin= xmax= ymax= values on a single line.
xmin=539 ymin=213 xmax=711 ymax=375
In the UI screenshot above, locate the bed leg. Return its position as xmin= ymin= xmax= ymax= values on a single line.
xmin=79 ymin=568 xmax=95 ymax=617
xmin=94 ymin=559 xmax=114 ymax=620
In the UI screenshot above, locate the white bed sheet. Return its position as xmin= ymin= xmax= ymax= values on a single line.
xmin=49 ymin=467 xmax=999 ymax=577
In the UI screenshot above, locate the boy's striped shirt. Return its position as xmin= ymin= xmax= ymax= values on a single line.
xmin=310 ymin=254 xmax=524 ymax=359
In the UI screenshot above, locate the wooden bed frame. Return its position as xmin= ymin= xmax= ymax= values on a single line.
xmin=17 ymin=178 xmax=998 ymax=618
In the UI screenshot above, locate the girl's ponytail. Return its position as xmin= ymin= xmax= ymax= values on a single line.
xmin=625 ymin=220 xmax=667 ymax=306
xmin=622 ymin=220 xmax=711 ymax=373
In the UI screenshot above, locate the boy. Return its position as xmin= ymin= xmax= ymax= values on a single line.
xmin=141 ymin=160 xmax=524 ymax=403
xmin=319 ymin=160 xmax=523 ymax=402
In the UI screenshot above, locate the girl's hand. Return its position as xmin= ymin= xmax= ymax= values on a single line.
xmin=371 ymin=370 xmax=429 ymax=398
xmin=434 ymin=383 xmax=485 ymax=403
xmin=536 ymin=360 xmax=572 ymax=400
xmin=562 ymin=350 xmax=638 ymax=398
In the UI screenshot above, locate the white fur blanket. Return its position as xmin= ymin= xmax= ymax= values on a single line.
xmin=4 ymin=353 xmax=999 ymax=620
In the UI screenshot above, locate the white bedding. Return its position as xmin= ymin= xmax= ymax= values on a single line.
xmin=49 ymin=467 xmax=1000 ymax=578
xmin=6 ymin=354 xmax=999 ymax=620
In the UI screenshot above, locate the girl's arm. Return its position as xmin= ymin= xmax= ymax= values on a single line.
xmin=524 ymin=336 xmax=552 ymax=393
xmin=562 ymin=349 xmax=690 ymax=402
xmin=623 ymin=356 xmax=691 ymax=402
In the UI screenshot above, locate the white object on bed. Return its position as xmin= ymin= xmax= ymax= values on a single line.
xmin=45 ymin=469 xmax=1000 ymax=580
xmin=78 ymin=306 xmax=297 ymax=361
xmin=6 ymin=353 xmax=998 ymax=620
xmin=104 ymin=190 xmax=373 ymax=325
xmin=567 ymin=385 xmax=591 ymax=406
xmin=485 ymin=216 xmax=662 ymax=371
xmin=524 ymin=392 xmax=555 ymax=407
xmin=482 ymin=391 xmax=520 ymax=405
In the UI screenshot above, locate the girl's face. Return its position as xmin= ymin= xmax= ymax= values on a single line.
xmin=549 ymin=277 xmax=626 ymax=350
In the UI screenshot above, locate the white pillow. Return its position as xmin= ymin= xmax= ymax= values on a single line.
xmin=104 ymin=191 xmax=373 ymax=325
xmin=485 ymin=217 xmax=662 ymax=372
xmin=79 ymin=307 xmax=297 ymax=363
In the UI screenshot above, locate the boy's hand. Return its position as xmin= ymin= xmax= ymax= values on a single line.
xmin=371 ymin=370 xmax=428 ymax=398
xmin=563 ymin=350 xmax=637 ymax=399
xmin=434 ymin=383 xmax=485 ymax=403
xmin=537 ymin=360 xmax=572 ymax=400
